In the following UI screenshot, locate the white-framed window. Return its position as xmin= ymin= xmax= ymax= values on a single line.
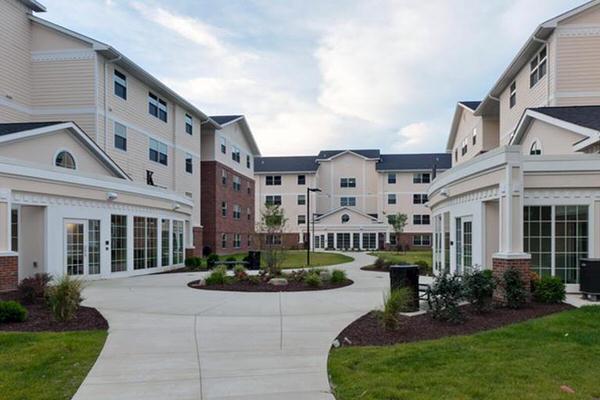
xmin=266 ymin=175 xmax=282 ymax=186
xmin=232 ymin=175 xmax=241 ymax=192
xmin=55 ymin=151 xmax=76 ymax=170
xmin=185 ymin=153 xmax=193 ymax=174
xmin=247 ymin=207 xmax=252 ymax=221
xmin=266 ymin=234 xmax=282 ymax=246
xmin=161 ymin=219 xmax=170 ymax=266
xmin=297 ymin=194 xmax=306 ymax=205
xmin=133 ymin=217 xmax=158 ymax=270
xmin=232 ymin=146 xmax=241 ymax=163
xmin=340 ymin=197 xmax=356 ymax=207
xmin=340 ymin=177 xmax=356 ymax=188
xmin=114 ymin=122 xmax=127 ymax=151
xmin=233 ymin=205 xmax=241 ymax=220
xmin=111 ymin=214 xmax=127 ymax=272
xmin=413 ymin=234 xmax=431 ymax=246
xmin=11 ymin=208 xmax=18 ymax=252
xmin=413 ymin=173 xmax=430 ymax=184
xmin=221 ymin=233 xmax=227 ymax=248
xmin=233 ymin=234 xmax=241 ymax=249
xmin=388 ymin=173 xmax=396 ymax=184
xmin=509 ymin=81 xmax=517 ymax=108
xmin=221 ymin=169 xmax=227 ymax=185
xmin=265 ymin=195 xmax=282 ymax=205
xmin=149 ymin=138 xmax=168 ymax=165
xmin=454 ymin=149 xmax=458 ymax=162
xmin=530 ymin=46 xmax=547 ymax=88
xmin=387 ymin=194 xmax=397 ymax=205
xmin=413 ymin=193 xmax=428 ymax=204
xmin=246 ymin=155 xmax=251 ymax=169
xmin=472 ymin=128 xmax=477 ymax=146
xmin=297 ymin=215 xmax=306 ymax=225
xmin=413 ymin=214 xmax=430 ymax=225
xmin=114 ymin=69 xmax=127 ymax=100
xmin=247 ymin=182 xmax=252 ymax=195
xmin=221 ymin=201 xmax=227 ymax=217
xmin=148 ymin=92 xmax=167 ymax=122
xmin=461 ymin=137 xmax=468 ymax=156
xmin=172 ymin=220 xmax=184 ymax=264
xmin=530 ymin=141 xmax=542 ymax=155
xmin=297 ymin=175 xmax=306 ymax=185
xmin=185 ymin=114 xmax=193 ymax=135
xmin=220 ymin=137 xmax=226 ymax=154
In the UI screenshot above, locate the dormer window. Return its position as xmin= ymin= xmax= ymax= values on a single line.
xmin=530 ymin=46 xmax=547 ymax=88
xmin=530 ymin=141 xmax=542 ymax=155
xmin=55 ymin=151 xmax=76 ymax=170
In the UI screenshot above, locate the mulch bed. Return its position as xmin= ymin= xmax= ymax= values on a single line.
xmin=360 ymin=265 xmax=389 ymax=272
xmin=0 ymin=291 xmax=108 ymax=333
xmin=188 ymin=278 xmax=353 ymax=292
xmin=336 ymin=302 xmax=573 ymax=347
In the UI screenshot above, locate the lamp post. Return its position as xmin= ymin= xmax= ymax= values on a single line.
xmin=307 ymin=187 xmax=321 ymax=266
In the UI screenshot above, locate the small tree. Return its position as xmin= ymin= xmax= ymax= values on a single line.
xmin=387 ymin=213 xmax=408 ymax=251
xmin=258 ymin=204 xmax=288 ymax=275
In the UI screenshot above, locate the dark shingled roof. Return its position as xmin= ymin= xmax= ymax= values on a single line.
xmin=317 ymin=149 xmax=380 ymax=159
xmin=210 ymin=115 xmax=243 ymax=125
xmin=0 ymin=121 xmax=65 ymax=136
xmin=530 ymin=106 xmax=600 ymax=131
xmin=459 ymin=101 xmax=481 ymax=111
xmin=376 ymin=153 xmax=452 ymax=171
xmin=255 ymin=156 xmax=318 ymax=173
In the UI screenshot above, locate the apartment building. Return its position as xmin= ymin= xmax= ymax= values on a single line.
xmin=429 ymin=0 xmax=600 ymax=292
xmin=255 ymin=150 xmax=451 ymax=250
xmin=201 ymin=115 xmax=260 ymax=255
xmin=0 ymin=0 xmax=260 ymax=288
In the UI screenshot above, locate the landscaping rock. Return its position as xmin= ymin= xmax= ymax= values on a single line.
xmin=268 ymin=278 xmax=288 ymax=286
xmin=332 ymin=339 xmax=340 ymax=348
xmin=319 ymin=271 xmax=332 ymax=281
xmin=560 ymin=385 xmax=575 ymax=394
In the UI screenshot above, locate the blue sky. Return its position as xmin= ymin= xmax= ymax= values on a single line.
xmin=42 ymin=0 xmax=584 ymax=155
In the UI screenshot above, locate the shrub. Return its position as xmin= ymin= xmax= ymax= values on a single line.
xmin=529 ymin=271 xmax=541 ymax=293
xmin=47 ymin=275 xmax=84 ymax=322
xmin=427 ymin=273 xmax=465 ymax=323
xmin=463 ymin=270 xmax=496 ymax=313
xmin=330 ymin=269 xmax=347 ymax=284
xmin=247 ymin=275 xmax=261 ymax=285
xmin=18 ymin=273 xmax=52 ymax=304
xmin=206 ymin=254 xmax=219 ymax=268
xmin=414 ymin=260 xmax=432 ymax=276
xmin=205 ymin=266 xmax=228 ymax=286
xmin=374 ymin=257 xmax=388 ymax=270
xmin=304 ymin=272 xmax=322 ymax=287
xmin=185 ymin=257 xmax=204 ymax=271
xmin=0 ymin=301 xmax=28 ymax=323
xmin=226 ymin=256 xmax=237 ymax=263
xmin=380 ymin=287 xmax=412 ymax=330
xmin=502 ymin=267 xmax=528 ymax=309
xmin=534 ymin=276 xmax=566 ymax=303
xmin=233 ymin=264 xmax=248 ymax=281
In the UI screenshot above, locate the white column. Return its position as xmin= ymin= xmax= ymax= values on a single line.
xmin=0 ymin=189 xmax=11 ymax=252
xmin=497 ymin=161 xmax=526 ymax=256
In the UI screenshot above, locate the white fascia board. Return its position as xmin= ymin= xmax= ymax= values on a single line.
xmin=316 ymin=150 xmax=379 ymax=162
xmin=254 ymin=171 xmax=317 ymax=175
xmin=0 ymin=159 xmax=193 ymax=208
xmin=511 ymin=109 xmax=599 ymax=146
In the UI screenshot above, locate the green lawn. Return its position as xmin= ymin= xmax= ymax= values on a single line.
xmin=368 ymin=250 xmax=432 ymax=267
xmin=329 ymin=306 xmax=600 ymax=400
xmin=219 ymin=250 xmax=354 ymax=269
xmin=0 ymin=330 xmax=107 ymax=400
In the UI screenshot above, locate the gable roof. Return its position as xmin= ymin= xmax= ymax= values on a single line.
xmin=317 ymin=149 xmax=381 ymax=160
xmin=476 ymin=0 xmax=600 ymax=117
xmin=377 ymin=153 xmax=451 ymax=171
xmin=18 ymin=0 xmax=46 ymax=12
xmin=210 ymin=115 xmax=243 ymax=125
xmin=0 ymin=121 xmax=130 ymax=179
xmin=529 ymin=106 xmax=600 ymax=131
xmin=446 ymin=101 xmax=482 ymax=151
xmin=0 ymin=121 xmax=64 ymax=136
xmin=29 ymin=16 xmax=220 ymax=129
xmin=315 ymin=206 xmax=381 ymax=224
xmin=210 ymin=115 xmax=261 ymax=156
xmin=254 ymin=156 xmax=318 ymax=173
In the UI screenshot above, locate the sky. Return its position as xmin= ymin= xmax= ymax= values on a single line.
xmin=42 ymin=0 xmax=585 ymax=156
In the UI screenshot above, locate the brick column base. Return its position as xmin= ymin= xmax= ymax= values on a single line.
xmin=0 ymin=255 xmax=18 ymax=291
xmin=185 ymin=226 xmax=204 ymax=258
xmin=492 ymin=256 xmax=531 ymax=304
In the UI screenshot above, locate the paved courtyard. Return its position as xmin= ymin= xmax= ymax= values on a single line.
xmin=73 ymin=252 xmax=392 ymax=400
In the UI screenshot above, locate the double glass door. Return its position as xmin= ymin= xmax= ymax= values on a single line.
xmin=64 ymin=219 xmax=100 ymax=276
xmin=455 ymin=217 xmax=472 ymax=274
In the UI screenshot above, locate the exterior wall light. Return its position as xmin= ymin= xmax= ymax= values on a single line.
xmin=107 ymin=192 xmax=118 ymax=201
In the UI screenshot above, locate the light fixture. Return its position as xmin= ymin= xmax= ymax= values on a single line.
xmin=107 ymin=192 xmax=118 ymax=201
xmin=172 ymin=203 xmax=180 ymax=210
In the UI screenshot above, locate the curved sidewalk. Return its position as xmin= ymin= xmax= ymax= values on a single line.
xmin=73 ymin=252 xmax=389 ymax=400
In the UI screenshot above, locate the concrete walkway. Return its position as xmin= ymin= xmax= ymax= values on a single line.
xmin=73 ymin=252 xmax=392 ymax=400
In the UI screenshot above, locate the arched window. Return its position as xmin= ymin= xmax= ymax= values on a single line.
xmin=530 ymin=141 xmax=542 ymax=155
xmin=55 ymin=151 xmax=76 ymax=169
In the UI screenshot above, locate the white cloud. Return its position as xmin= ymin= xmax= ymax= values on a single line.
xmin=391 ymin=121 xmax=441 ymax=153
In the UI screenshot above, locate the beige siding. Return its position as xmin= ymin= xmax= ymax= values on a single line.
xmin=555 ymin=34 xmax=600 ymax=97
xmin=498 ymin=43 xmax=549 ymax=145
xmin=450 ymin=107 xmax=483 ymax=166
xmin=31 ymin=58 xmax=96 ymax=108
xmin=0 ymin=0 xmax=32 ymax=111
xmin=381 ymin=171 xmax=432 ymax=233
xmin=32 ymin=113 xmax=97 ymax=137
xmin=560 ymin=3 xmax=600 ymax=25
xmin=519 ymin=119 xmax=585 ymax=155
xmin=30 ymin=23 xmax=90 ymax=51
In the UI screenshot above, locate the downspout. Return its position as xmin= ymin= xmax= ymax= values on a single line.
xmin=103 ymin=54 xmax=122 ymax=150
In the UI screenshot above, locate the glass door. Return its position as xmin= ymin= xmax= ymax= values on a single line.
xmin=455 ymin=217 xmax=473 ymax=275
xmin=65 ymin=219 xmax=101 ymax=276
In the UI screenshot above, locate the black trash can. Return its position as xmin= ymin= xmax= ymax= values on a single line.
xmin=389 ymin=265 xmax=420 ymax=312
xmin=247 ymin=251 xmax=261 ymax=270
xmin=580 ymin=258 xmax=600 ymax=300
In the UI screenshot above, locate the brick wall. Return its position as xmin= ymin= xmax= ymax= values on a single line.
xmin=0 ymin=255 xmax=18 ymax=291
xmin=492 ymin=256 xmax=531 ymax=304
xmin=385 ymin=232 xmax=432 ymax=251
xmin=201 ymin=161 xmax=256 ymax=255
